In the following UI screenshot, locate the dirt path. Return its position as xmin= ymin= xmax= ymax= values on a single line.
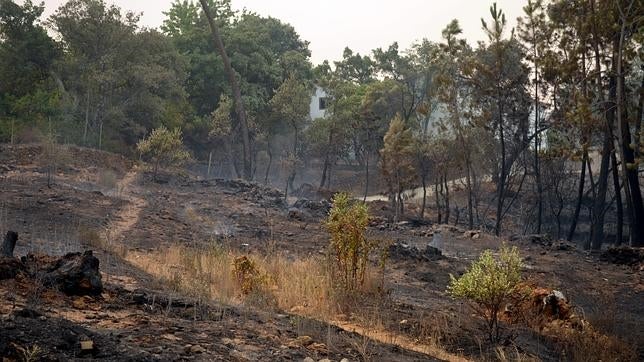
xmin=103 ymin=167 xmax=146 ymax=244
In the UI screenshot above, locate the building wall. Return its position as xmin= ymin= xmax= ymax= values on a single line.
xmin=309 ymin=86 xmax=328 ymax=120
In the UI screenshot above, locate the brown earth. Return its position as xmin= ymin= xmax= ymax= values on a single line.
xmin=0 ymin=144 xmax=642 ymax=361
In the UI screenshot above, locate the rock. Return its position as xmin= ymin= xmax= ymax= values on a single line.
xmin=511 ymin=234 xmax=552 ymax=247
xmin=288 ymin=208 xmax=311 ymax=221
xmin=388 ymin=243 xmax=442 ymax=262
xmin=303 ymin=358 xmax=315 ymax=362
xmin=463 ymin=230 xmax=479 ymax=238
xmin=307 ymin=342 xmax=328 ymax=353
xmin=189 ymin=345 xmax=206 ymax=354
xmin=291 ymin=199 xmax=332 ymax=219
xmin=80 ymin=340 xmax=94 ymax=351
xmin=340 ymin=359 xmax=350 ymax=362
xmin=600 ymin=247 xmax=644 ymax=267
xmin=296 ymin=335 xmax=313 ymax=346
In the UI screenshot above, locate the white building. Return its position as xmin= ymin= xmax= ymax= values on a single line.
xmin=309 ymin=85 xmax=328 ymax=120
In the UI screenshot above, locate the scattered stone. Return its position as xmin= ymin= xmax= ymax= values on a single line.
xmin=80 ymin=340 xmax=94 ymax=351
xmin=462 ymin=230 xmax=480 ymax=239
xmin=296 ymin=335 xmax=313 ymax=346
xmin=307 ymin=342 xmax=328 ymax=353
xmin=290 ymin=199 xmax=332 ymax=219
xmin=388 ymin=243 xmax=442 ymax=262
xmin=511 ymin=234 xmax=552 ymax=247
xmin=600 ymin=247 xmax=644 ymax=267
xmin=189 ymin=345 xmax=206 ymax=354
xmin=303 ymin=357 xmax=315 ymax=362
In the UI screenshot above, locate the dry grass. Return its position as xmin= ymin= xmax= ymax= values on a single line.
xmin=117 ymin=241 xmax=473 ymax=361
xmin=557 ymin=325 xmax=637 ymax=362
xmin=122 ymin=242 xmax=384 ymax=319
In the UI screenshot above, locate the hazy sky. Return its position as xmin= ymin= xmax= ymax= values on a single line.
xmin=39 ymin=0 xmax=527 ymax=64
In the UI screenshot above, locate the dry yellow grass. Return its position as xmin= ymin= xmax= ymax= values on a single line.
xmin=119 ymin=242 xmax=473 ymax=361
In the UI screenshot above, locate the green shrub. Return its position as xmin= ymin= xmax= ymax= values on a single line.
xmin=136 ymin=126 xmax=191 ymax=180
xmin=447 ymin=245 xmax=522 ymax=343
xmin=325 ymin=192 xmax=373 ymax=292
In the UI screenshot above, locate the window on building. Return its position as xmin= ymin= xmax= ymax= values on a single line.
xmin=319 ymin=97 xmax=328 ymax=110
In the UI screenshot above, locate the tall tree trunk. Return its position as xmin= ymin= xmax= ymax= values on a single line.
xmin=466 ymin=158 xmax=474 ymax=229
xmin=363 ymin=153 xmax=370 ymax=202
xmin=435 ymin=177 xmax=442 ymax=224
xmin=320 ymin=154 xmax=329 ymax=189
xmin=495 ymin=108 xmax=506 ymax=236
xmin=264 ymin=143 xmax=272 ymax=184
xmin=534 ymin=67 xmax=543 ymax=234
xmin=614 ymin=4 xmax=644 ymax=245
xmin=420 ymin=175 xmax=427 ymax=219
xmin=83 ymin=89 xmax=90 ymax=145
xmin=568 ymin=152 xmax=588 ymax=242
xmin=588 ymin=2 xmax=612 ymax=250
xmin=611 ymin=151 xmax=624 ymax=245
xmin=199 ymin=0 xmax=252 ymax=180
xmin=444 ymin=174 xmax=450 ymax=224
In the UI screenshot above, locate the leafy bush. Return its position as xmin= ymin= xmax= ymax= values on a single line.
xmin=325 ymin=192 xmax=373 ymax=291
xmin=447 ymin=245 xmax=522 ymax=343
xmin=136 ymin=126 xmax=191 ymax=180
xmin=232 ymin=255 xmax=264 ymax=295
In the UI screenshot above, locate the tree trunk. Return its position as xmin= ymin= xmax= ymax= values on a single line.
xmin=320 ymin=155 xmax=329 ymax=189
xmin=420 ymin=175 xmax=427 ymax=219
xmin=611 ymin=151 xmax=624 ymax=245
xmin=614 ymin=7 xmax=644 ymax=245
xmin=1 ymin=231 xmax=18 ymax=258
xmin=199 ymin=0 xmax=252 ymax=180
xmin=495 ymin=112 xmax=506 ymax=236
xmin=207 ymin=150 xmax=213 ymax=178
xmin=363 ymin=153 xmax=370 ymax=202
xmin=590 ymin=130 xmax=611 ymax=250
xmin=534 ymin=67 xmax=543 ymax=234
xmin=435 ymin=178 xmax=442 ymax=224
xmin=264 ymin=145 xmax=272 ymax=184
xmin=588 ymin=4 xmax=613 ymax=250
xmin=568 ymin=154 xmax=587 ymax=242
xmin=466 ymin=158 xmax=474 ymax=229
xmin=83 ymin=89 xmax=90 ymax=145
xmin=444 ymin=174 xmax=450 ymax=224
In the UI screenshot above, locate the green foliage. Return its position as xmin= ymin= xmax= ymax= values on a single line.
xmin=209 ymin=94 xmax=232 ymax=140
xmin=48 ymin=0 xmax=189 ymax=150
xmin=448 ymin=245 xmax=523 ymax=343
xmin=136 ymin=126 xmax=191 ymax=179
xmin=380 ymin=115 xmax=416 ymax=221
xmin=325 ymin=192 xmax=373 ymax=292
xmin=0 ymin=0 xmax=61 ymax=140
xmin=269 ymin=75 xmax=311 ymax=133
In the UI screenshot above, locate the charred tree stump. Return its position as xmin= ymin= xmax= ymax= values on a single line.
xmin=1 ymin=231 xmax=18 ymax=257
xmin=22 ymin=251 xmax=103 ymax=296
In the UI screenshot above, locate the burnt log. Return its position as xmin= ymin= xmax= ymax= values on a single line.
xmin=1 ymin=231 xmax=18 ymax=257
xmin=22 ymin=251 xmax=103 ymax=295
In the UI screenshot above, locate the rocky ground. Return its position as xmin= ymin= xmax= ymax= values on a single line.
xmin=0 ymin=144 xmax=642 ymax=361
